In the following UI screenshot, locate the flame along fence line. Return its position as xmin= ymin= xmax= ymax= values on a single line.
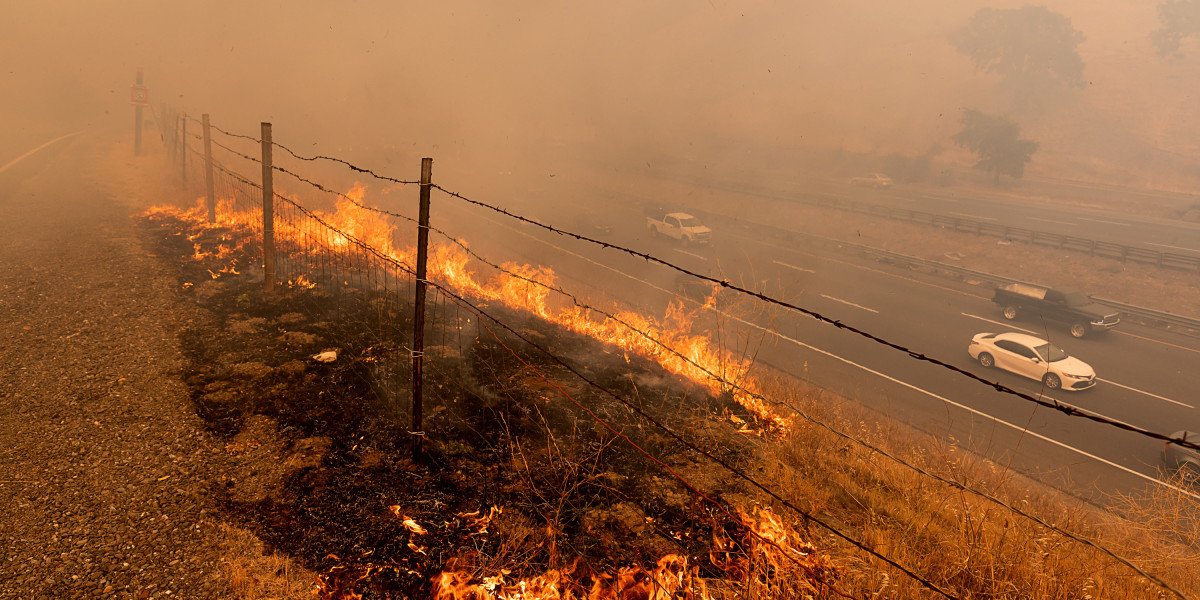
xmin=183 ymin=123 xmax=952 ymax=597
xmin=183 ymin=147 xmax=876 ymax=598
xmin=174 ymin=115 xmax=1186 ymax=598
xmin=192 ymin=128 xmax=1189 ymax=599
xmin=188 ymin=116 xmax=1200 ymax=455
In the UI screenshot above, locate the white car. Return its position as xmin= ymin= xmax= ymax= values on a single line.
xmin=967 ymin=332 xmax=1096 ymax=391
xmin=850 ymin=173 xmax=894 ymax=188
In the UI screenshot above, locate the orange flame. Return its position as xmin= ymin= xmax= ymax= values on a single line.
xmin=144 ymin=186 xmax=788 ymax=430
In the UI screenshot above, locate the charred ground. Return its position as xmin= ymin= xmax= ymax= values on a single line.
xmin=142 ymin=210 xmax=778 ymax=597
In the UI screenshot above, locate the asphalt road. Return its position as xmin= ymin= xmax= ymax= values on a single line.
xmin=435 ymin=192 xmax=1200 ymax=506
xmin=671 ymin=174 xmax=1200 ymax=259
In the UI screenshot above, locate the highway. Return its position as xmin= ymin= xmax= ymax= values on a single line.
xmin=668 ymin=174 xmax=1200 ymax=260
xmin=435 ymin=189 xmax=1200 ymax=506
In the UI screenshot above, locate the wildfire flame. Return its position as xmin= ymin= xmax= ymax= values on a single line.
xmin=146 ymin=185 xmax=789 ymax=431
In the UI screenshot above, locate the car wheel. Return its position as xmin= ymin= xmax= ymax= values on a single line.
xmin=978 ymin=352 xmax=994 ymax=368
xmin=1002 ymin=306 xmax=1018 ymax=320
xmin=1070 ymin=323 xmax=1087 ymax=338
xmin=1043 ymin=373 xmax=1062 ymax=390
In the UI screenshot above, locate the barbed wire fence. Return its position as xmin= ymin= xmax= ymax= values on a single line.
xmin=143 ymin=111 xmax=1197 ymax=598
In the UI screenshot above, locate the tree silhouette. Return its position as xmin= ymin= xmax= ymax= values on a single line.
xmin=953 ymin=110 xmax=1038 ymax=183
xmin=953 ymin=6 xmax=1085 ymax=108
xmin=1153 ymin=0 xmax=1200 ymax=56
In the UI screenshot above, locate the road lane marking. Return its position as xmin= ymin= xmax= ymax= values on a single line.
xmin=961 ymin=312 xmax=1038 ymax=335
xmin=1077 ymin=217 xmax=1131 ymax=227
xmin=1097 ymin=378 xmax=1193 ymax=409
xmin=772 ymin=259 xmax=814 ymax=273
xmin=475 ymin=209 xmax=1197 ymax=498
xmin=673 ymin=249 xmax=708 ymax=261
xmin=1145 ymin=241 xmax=1200 ymax=254
xmin=1028 ymin=216 xmax=1080 ymax=226
xmin=0 ymin=131 xmax=83 ymax=174
xmin=820 ymin=294 xmax=878 ymax=313
xmin=949 ymin=212 xmax=995 ymax=220
xmin=1114 ymin=330 xmax=1200 ymax=355
xmin=726 ymin=231 xmax=989 ymax=299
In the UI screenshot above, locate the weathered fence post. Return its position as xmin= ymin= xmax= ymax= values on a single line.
xmin=411 ymin=157 xmax=433 ymax=462
xmin=202 ymin=114 xmax=216 ymax=223
xmin=133 ymin=68 xmax=144 ymax=156
xmin=260 ymin=122 xmax=276 ymax=293
xmin=180 ymin=115 xmax=188 ymax=188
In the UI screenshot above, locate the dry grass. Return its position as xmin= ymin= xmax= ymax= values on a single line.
xmin=214 ymin=522 xmax=319 ymax=599
xmin=721 ymin=370 xmax=1200 ymax=598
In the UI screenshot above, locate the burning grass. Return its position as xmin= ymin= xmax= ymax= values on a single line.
xmin=139 ymin=190 xmax=1200 ymax=598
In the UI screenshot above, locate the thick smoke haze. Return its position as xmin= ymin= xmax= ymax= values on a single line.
xmin=4 ymin=1 xmax=1198 ymax=190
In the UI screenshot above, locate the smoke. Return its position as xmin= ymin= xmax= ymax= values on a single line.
xmin=4 ymin=1 xmax=1198 ymax=190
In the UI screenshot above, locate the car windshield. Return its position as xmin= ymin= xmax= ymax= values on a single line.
xmin=1033 ymin=343 xmax=1069 ymax=363
xmin=676 ymin=217 xmax=699 ymax=227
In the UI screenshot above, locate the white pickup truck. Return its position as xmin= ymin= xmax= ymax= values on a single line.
xmin=645 ymin=208 xmax=712 ymax=245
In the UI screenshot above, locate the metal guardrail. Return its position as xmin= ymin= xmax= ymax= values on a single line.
xmin=807 ymin=195 xmax=1200 ymax=272
xmin=686 ymin=206 xmax=1200 ymax=335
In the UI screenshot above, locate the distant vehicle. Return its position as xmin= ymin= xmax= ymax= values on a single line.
xmin=849 ymin=173 xmax=894 ymax=188
xmin=992 ymin=283 xmax=1120 ymax=338
xmin=967 ymin=331 xmax=1097 ymax=391
xmin=1162 ymin=431 xmax=1200 ymax=483
xmin=645 ymin=208 xmax=712 ymax=246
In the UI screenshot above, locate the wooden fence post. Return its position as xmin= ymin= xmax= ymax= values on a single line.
xmin=202 ymin=114 xmax=216 ymax=223
xmin=261 ymin=122 xmax=276 ymax=293
xmin=180 ymin=115 xmax=187 ymax=188
xmin=411 ymin=157 xmax=433 ymax=462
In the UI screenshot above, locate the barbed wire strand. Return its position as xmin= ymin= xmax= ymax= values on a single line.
xmin=197 ymin=117 xmax=422 ymax=185
xmin=181 ymin=116 xmax=1188 ymax=596
xmin=419 ymin=274 xmax=955 ymax=598
xmin=426 ymin=184 xmax=1200 ymax=453
xmin=190 ymin=130 xmax=1200 ymax=453
xmin=198 ymin=157 xmax=906 ymax=596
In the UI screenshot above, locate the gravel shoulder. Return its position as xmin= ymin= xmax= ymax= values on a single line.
xmin=0 ymin=134 xmax=306 ymax=598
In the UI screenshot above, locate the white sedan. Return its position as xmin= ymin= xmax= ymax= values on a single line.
xmin=967 ymin=332 xmax=1097 ymax=391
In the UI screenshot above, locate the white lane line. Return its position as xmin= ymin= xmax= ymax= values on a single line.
xmin=949 ymin=212 xmax=996 ymax=220
xmin=961 ymin=312 xmax=1038 ymax=335
xmin=726 ymin=230 xmax=989 ymax=299
xmin=1114 ymin=330 xmax=1200 ymax=355
xmin=0 ymin=131 xmax=84 ymax=173
xmin=476 ymin=209 xmax=1195 ymax=497
xmin=673 ymin=249 xmax=708 ymax=261
xmin=1145 ymin=241 xmax=1200 ymax=254
xmin=1077 ymin=217 xmax=1131 ymax=227
xmin=1098 ymin=378 xmax=1194 ymax=409
xmin=772 ymin=259 xmax=815 ymax=274
xmin=1028 ymin=216 xmax=1080 ymax=226
xmin=820 ymin=294 xmax=879 ymax=314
